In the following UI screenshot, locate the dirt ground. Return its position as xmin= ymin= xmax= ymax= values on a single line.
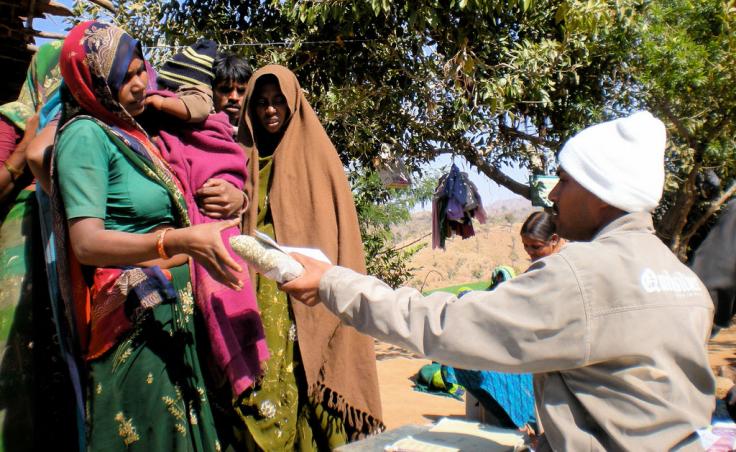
xmin=375 ymin=323 xmax=736 ymax=430
xmin=708 ymin=324 xmax=736 ymax=398
xmin=374 ymin=341 xmax=465 ymax=429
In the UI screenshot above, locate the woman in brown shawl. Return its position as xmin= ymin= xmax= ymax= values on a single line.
xmin=236 ymin=65 xmax=383 ymax=450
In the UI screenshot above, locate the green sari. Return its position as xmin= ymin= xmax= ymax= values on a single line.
xmin=0 ymin=189 xmax=77 ymax=451
xmin=233 ymin=157 xmax=348 ymax=451
xmin=0 ymin=190 xmax=36 ymax=450
xmin=86 ymin=265 xmax=221 ymax=451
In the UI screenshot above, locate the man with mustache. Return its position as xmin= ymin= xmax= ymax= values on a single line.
xmin=213 ymin=52 xmax=251 ymax=131
xmin=281 ymin=111 xmax=716 ymax=451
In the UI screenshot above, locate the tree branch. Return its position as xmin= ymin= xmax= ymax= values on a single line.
xmin=704 ymin=112 xmax=732 ymax=145
xmin=681 ymin=179 xmax=736 ymax=246
xmin=419 ymin=269 xmax=445 ymax=293
xmin=457 ymin=143 xmax=531 ymax=199
xmin=654 ymin=97 xmax=696 ymax=150
xmin=498 ymin=123 xmax=558 ymax=149
xmin=425 ymin=142 xmax=532 ymax=199
xmin=393 ymin=232 xmax=431 ymax=252
xmin=86 ymin=0 xmax=115 ymax=13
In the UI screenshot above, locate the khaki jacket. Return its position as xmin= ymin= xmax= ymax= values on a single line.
xmin=319 ymin=212 xmax=715 ymax=451
xmin=177 ymin=84 xmax=214 ymax=123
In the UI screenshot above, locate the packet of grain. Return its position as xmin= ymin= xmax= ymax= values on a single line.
xmin=230 ymin=234 xmax=304 ymax=283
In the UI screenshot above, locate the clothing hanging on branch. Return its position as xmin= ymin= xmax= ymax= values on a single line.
xmin=431 ymin=163 xmax=487 ymax=249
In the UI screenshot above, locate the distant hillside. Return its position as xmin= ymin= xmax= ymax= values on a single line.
xmin=484 ymin=197 xmax=535 ymax=220
xmin=392 ymin=197 xmax=539 ymax=291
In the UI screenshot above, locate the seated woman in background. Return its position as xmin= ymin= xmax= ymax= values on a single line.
xmin=236 ymin=64 xmax=384 ymax=450
xmin=520 ymin=210 xmax=565 ymax=261
xmin=457 ymin=211 xmax=564 ymax=436
xmin=487 ymin=265 xmax=516 ymax=291
xmin=52 ymin=21 xmax=244 ymax=451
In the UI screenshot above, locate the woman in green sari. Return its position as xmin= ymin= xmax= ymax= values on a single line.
xmin=52 ymin=21 xmax=243 ymax=451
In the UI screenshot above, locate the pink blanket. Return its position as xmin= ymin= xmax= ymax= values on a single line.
xmin=154 ymin=95 xmax=268 ymax=396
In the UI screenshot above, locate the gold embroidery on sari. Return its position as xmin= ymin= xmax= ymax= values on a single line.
xmin=189 ymin=402 xmax=198 ymax=425
xmin=114 ymin=412 xmax=140 ymax=445
xmin=111 ymin=331 xmax=139 ymax=373
xmin=162 ymin=386 xmax=186 ymax=423
xmin=179 ymin=282 xmax=194 ymax=319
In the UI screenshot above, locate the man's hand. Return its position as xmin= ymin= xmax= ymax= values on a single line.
xmin=196 ymin=178 xmax=245 ymax=219
xmin=280 ymin=253 xmax=334 ymax=306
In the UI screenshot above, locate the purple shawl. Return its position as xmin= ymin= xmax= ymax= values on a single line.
xmin=153 ymin=92 xmax=268 ymax=396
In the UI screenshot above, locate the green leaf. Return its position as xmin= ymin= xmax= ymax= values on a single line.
xmin=463 ymin=57 xmax=475 ymax=73
xmin=371 ymin=0 xmax=381 ymax=16
xmin=554 ymin=3 xmax=568 ymax=24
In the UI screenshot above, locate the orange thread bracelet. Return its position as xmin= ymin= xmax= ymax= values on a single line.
xmin=156 ymin=228 xmax=174 ymax=260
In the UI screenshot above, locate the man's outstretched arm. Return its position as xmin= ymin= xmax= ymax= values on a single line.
xmin=282 ymin=253 xmax=589 ymax=373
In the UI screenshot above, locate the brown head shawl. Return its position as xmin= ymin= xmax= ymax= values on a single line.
xmin=238 ymin=65 xmax=383 ymax=438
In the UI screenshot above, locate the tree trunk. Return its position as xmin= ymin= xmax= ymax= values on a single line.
xmin=657 ymin=163 xmax=700 ymax=261
xmin=677 ymin=179 xmax=736 ymax=259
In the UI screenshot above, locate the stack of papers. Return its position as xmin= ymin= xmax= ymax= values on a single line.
xmin=385 ymin=418 xmax=527 ymax=452
xmin=698 ymin=422 xmax=736 ymax=451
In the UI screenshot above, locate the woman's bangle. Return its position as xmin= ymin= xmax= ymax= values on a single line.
xmin=3 ymin=161 xmax=22 ymax=182
xmin=156 ymin=227 xmax=174 ymax=260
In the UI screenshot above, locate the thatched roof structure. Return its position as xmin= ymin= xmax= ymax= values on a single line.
xmin=0 ymin=0 xmax=115 ymax=104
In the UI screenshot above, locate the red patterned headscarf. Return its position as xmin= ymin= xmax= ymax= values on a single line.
xmin=59 ymin=21 xmax=155 ymax=156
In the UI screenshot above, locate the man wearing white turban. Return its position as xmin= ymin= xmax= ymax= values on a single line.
xmin=281 ymin=112 xmax=715 ymax=451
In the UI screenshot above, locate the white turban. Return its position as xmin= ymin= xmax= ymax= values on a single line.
xmin=558 ymin=111 xmax=666 ymax=213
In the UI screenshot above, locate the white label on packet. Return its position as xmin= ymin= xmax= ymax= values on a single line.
xmin=253 ymin=230 xmax=331 ymax=265
xmin=281 ymin=246 xmax=331 ymax=265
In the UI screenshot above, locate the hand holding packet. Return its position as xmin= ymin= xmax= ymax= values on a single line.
xmin=230 ymin=231 xmax=331 ymax=283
